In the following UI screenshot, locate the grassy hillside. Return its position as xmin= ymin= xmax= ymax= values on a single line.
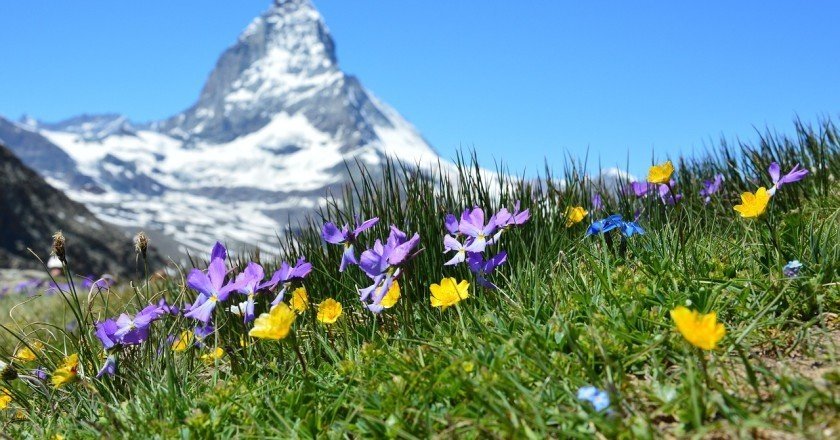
xmin=1 ymin=119 xmax=838 ymax=438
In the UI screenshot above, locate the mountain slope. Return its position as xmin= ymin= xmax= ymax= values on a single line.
xmin=0 ymin=143 xmax=151 ymax=275
xmin=3 ymin=0 xmax=439 ymax=256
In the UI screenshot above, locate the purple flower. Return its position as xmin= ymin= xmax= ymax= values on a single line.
xmin=467 ymin=251 xmax=507 ymax=289
xmin=184 ymin=258 xmax=243 ymax=323
xmin=443 ymin=235 xmax=469 ymax=266
xmin=591 ymin=194 xmax=604 ymax=211
xmin=699 ymin=174 xmax=724 ymax=204
xmin=157 ymin=298 xmax=179 ymax=315
xmin=210 ymin=241 xmax=227 ymax=261
xmin=322 ymin=217 xmax=379 ymax=271
xmin=358 ymin=226 xmax=421 ymax=313
xmin=658 ymin=182 xmax=682 ymax=206
xmin=112 ymin=304 xmax=164 ymax=345
xmin=768 ymin=162 xmax=809 ymax=195
xmin=495 ymin=201 xmax=531 ymax=229
xmin=458 ymin=208 xmax=498 ymax=252
xmin=31 ymin=367 xmax=48 ymax=381
xmin=444 ymin=214 xmax=459 ymax=235
xmin=96 ymin=354 xmax=117 ymax=378
xmin=627 ymin=181 xmax=656 ymax=197
xmin=194 ymin=324 xmax=214 ymax=345
xmin=260 ymin=257 xmax=312 ymax=306
xmin=95 ymin=319 xmax=119 ymax=349
xmin=233 ymin=262 xmax=264 ymax=323
xmin=577 ymin=385 xmax=610 ymax=412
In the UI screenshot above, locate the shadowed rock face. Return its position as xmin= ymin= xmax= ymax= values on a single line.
xmin=0 ymin=143 xmax=160 ymax=274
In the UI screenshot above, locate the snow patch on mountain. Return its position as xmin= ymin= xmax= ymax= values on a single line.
xmin=10 ymin=0 xmax=441 ymax=256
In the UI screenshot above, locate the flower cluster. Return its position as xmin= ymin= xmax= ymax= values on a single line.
xmin=442 ymin=202 xmax=529 ymax=289
xmin=734 ymin=162 xmax=808 ymax=219
xmin=322 ymin=219 xmax=421 ymax=313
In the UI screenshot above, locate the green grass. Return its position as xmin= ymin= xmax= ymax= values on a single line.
xmin=1 ymin=119 xmax=838 ymax=438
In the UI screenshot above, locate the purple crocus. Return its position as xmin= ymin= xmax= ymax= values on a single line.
xmin=699 ymin=174 xmax=724 ymax=204
xmin=259 ymin=257 xmax=312 ymax=306
xmin=233 ymin=262 xmax=264 ymax=323
xmin=322 ymin=217 xmax=379 ymax=271
xmin=768 ymin=162 xmax=809 ymax=195
xmin=96 ymin=354 xmax=116 ymax=378
xmin=184 ymin=258 xmax=242 ymax=323
xmin=358 ymin=226 xmax=421 ymax=313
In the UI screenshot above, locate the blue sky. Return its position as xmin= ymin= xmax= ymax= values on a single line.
xmin=1 ymin=1 xmax=838 ymax=176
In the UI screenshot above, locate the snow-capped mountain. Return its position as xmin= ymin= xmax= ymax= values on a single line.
xmin=1 ymin=0 xmax=438 ymax=255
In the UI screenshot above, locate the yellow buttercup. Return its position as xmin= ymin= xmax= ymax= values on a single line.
xmin=670 ymin=306 xmax=726 ymax=350
xmin=733 ymin=187 xmax=770 ymax=218
xmin=648 ymin=160 xmax=674 ymax=184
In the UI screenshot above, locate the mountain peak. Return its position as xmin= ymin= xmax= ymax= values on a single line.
xmin=158 ymin=0 xmax=341 ymax=143
xmin=7 ymin=1 xmax=439 ymax=255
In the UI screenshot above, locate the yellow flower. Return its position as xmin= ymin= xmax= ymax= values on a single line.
xmin=564 ymin=206 xmax=588 ymax=228
xmin=200 ymin=347 xmax=225 ymax=363
xmin=430 ymin=278 xmax=470 ymax=310
xmin=316 ymin=298 xmax=343 ymax=324
xmin=0 ymin=388 xmax=11 ymax=410
xmin=51 ymin=353 xmax=79 ymax=388
xmin=647 ymin=160 xmax=674 ymax=184
xmin=171 ymin=331 xmax=193 ymax=352
xmin=14 ymin=341 xmax=43 ymax=362
xmin=379 ymin=280 xmax=401 ymax=309
xmin=670 ymin=306 xmax=726 ymax=350
xmin=733 ymin=187 xmax=770 ymax=219
xmin=290 ymin=287 xmax=309 ymax=313
xmin=461 ymin=361 xmax=475 ymax=373
xmin=249 ymin=303 xmax=296 ymax=340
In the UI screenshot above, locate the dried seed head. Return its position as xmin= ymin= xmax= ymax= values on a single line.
xmin=134 ymin=231 xmax=149 ymax=258
xmin=0 ymin=360 xmax=17 ymax=381
xmin=51 ymin=231 xmax=66 ymax=264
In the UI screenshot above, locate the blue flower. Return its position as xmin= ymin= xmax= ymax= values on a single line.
xmin=586 ymin=214 xmax=643 ymax=237
xmin=577 ymin=385 xmax=610 ymax=412
xmin=783 ymin=260 xmax=803 ymax=278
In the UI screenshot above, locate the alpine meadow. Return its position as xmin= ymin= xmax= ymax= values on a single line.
xmin=1 ymin=119 xmax=838 ymax=438
xmin=1 ymin=0 xmax=839 ymax=438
